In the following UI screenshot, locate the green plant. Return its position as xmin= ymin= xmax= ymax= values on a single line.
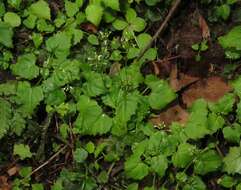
xmin=219 ymin=25 xmax=241 ymax=59
xmin=191 ymin=40 xmax=209 ymax=61
xmin=208 ymin=0 xmax=238 ymax=22
xmin=0 ymin=0 xmax=241 ymax=189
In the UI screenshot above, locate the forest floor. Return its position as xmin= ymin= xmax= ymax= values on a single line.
xmin=1 ymin=0 xmax=241 ymax=190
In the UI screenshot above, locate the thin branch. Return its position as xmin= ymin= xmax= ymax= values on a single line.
xmin=136 ymin=0 xmax=181 ymax=61
xmin=25 ymin=145 xmax=67 ymax=179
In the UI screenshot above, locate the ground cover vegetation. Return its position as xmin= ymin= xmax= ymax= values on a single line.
xmin=0 ymin=0 xmax=241 ymax=189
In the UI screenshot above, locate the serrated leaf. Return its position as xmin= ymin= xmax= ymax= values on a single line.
xmin=45 ymin=89 xmax=66 ymax=106
xmin=172 ymin=143 xmax=197 ymax=168
xmin=36 ymin=18 xmax=54 ymax=32
xmin=103 ymin=0 xmax=120 ymax=11
xmin=42 ymin=60 xmax=81 ymax=93
xmin=15 ymin=82 xmax=44 ymax=116
xmin=125 ymin=155 xmax=149 ymax=180
xmin=115 ymin=92 xmax=139 ymax=124
xmin=223 ymin=123 xmax=241 ymax=143
xmin=14 ymin=144 xmax=32 ymax=159
xmin=0 ymin=21 xmax=13 ymax=48
xmin=223 ymin=146 xmax=241 ymax=174
xmin=150 ymin=155 xmax=168 ymax=177
xmin=72 ymin=29 xmax=83 ymax=45
xmin=74 ymin=95 xmax=112 ymax=135
xmin=82 ymin=71 xmax=108 ymax=97
xmin=218 ymin=175 xmax=237 ymax=188
xmin=145 ymin=131 xmax=164 ymax=156
xmin=4 ymin=12 xmax=21 ymax=27
xmin=118 ymin=64 xmax=144 ymax=88
xmin=46 ymin=32 xmax=72 ymax=59
xmin=145 ymin=75 xmax=176 ymax=110
xmin=219 ymin=26 xmax=241 ymax=51
xmin=208 ymin=93 xmax=235 ymax=115
xmin=85 ymin=4 xmax=103 ymax=26
xmin=10 ymin=112 xmax=26 ymax=136
xmin=183 ymin=176 xmax=206 ymax=190
xmin=111 ymin=91 xmax=140 ymax=136
xmin=185 ymin=99 xmax=209 ymax=139
xmin=7 ymin=0 xmax=21 ymax=9
xmin=0 ymin=98 xmax=12 ymax=139
xmin=194 ymin=150 xmax=222 ymax=175
xmin=207 ymin=113 xmax=225 ymax=133
xmin=0 ymin=82 xmax=17 ymax=96
xmin=11 ymin=53 xmax=39 ymax=80
xmin=113 ymin=19 xmax=128 ymax=30
xmin=32 ymin=33 xmax=43 ymax=48
xmin=23 ymin=14 xmax=37 ymax=29
xmin=65 ymin=0 xmax=79 ymax=17
xmin=29 ymin=0 xmax=51 ymax=20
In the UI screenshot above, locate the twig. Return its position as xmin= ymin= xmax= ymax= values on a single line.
xmin=25 ymin=145 xmax=67 ymax=179
xmin=107 ymin=162 xmax=115 ymax=177
xmin=136 ymin=0 xmax=181 ymax=61
xmin=157 ymin=55 xmax=181 ymax=63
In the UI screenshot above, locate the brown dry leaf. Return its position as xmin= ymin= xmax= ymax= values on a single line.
xmin=152 ymin=57 xmax=172 ymax=78
xmin=175 ymin=72 xmax=200 ymax=91
xmin=182 ymin=76 xmax=232 ymax=107
xmin=81 ymin=23 xmax=98 ymax=33
xmin=199 ymin=13 xmax=210 ymax=39
xmin=170 ymin=63 xmax=200 ymax=92
xmin=7 ymin=166 xmax=20 ymax=176
xmin=152 ymin=61 xmax=160 ymax=76
xmin=0 ymin=176 xmax=11 ymax=190
xmin=150 ymin=105 xmax=189 ymax=126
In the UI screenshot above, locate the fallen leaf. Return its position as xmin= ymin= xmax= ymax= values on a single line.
xmin=170 ymin=63 xmax=200 ymax=91
xmin=152 ymin=61 xmax=160 ymax=76
xmin=7 ymin=165 xmax=20 ymax=176
xmin=151 ymin=56 xmax=179 ymax=78
xmin=81 ymin=23 xmax=98 ymax=33
xmin=0 ymin=176 xmax=11 ymax=190
xmin=150 ymin=105 xmax=189 ymax=126
xmin=199 ymin=13 xmax=210 ymax=39
xmin=175 ymin=72 xmax=200 ymax=91
xmin=182 ymin=76 xmax=232 ymax=107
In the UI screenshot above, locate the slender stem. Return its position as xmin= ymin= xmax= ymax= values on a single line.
xmin=136 ymin=0 xmax=181 ymax=61
xmin=25 ymin=145 xmax=67 ymax=179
